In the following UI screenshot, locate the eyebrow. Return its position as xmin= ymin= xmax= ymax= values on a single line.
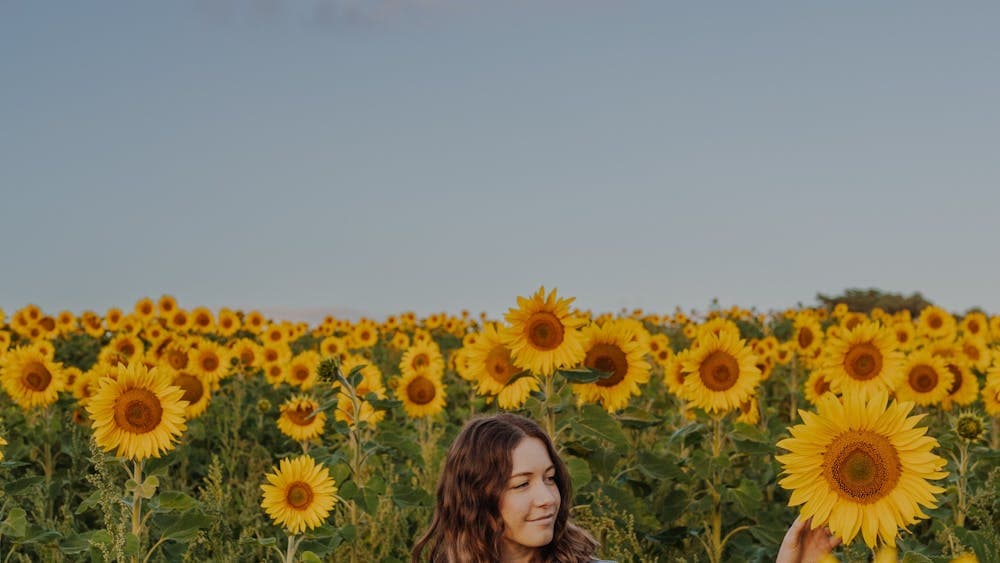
xmin=509 ymin=466 xmax=555 ymax=478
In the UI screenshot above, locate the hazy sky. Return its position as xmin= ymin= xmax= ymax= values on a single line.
xmin=2 ymin=1 xmax=999 ymax=321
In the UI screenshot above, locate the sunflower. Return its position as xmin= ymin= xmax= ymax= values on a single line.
xmin=230 ymin=339 xmax=262 ymax=371
xmin=134 ymin=297 xmax=156 ymax=321
xmin=468 ymin=323 xmax=538 ymax=410
xmin=824 ymin=322 xmax=903 ymax=398
xmin=959 ymin=312 xmax=989 ymax=340
xmin=261 ymin=342 xmax=292 ymax=367
xmin=983 ymin=367 xmax=1000 ymax=417
xmin=917 ymin=306 xmax=956 ymax=341
xmin=319 ymin=336 xmax=348 ymax=360
xmin=243 ymin=310 xmax=266 ymax=334
xmin=0 ymin=435 xmax=6 ymax=461
xmin=87 ymin=362 xmax=188 ymax=460
xmin=189 ymin=339 xmax=232 ymax=386
xmin=104 ymin=307 xmax=124 ymax=332
xmin=215 ymin=308 xmax=241 ymax=337
xmin=157 ymin=295 xmax=178 ymax=317
xmin=696 ymin=318 xmax=741 ymax=341
xmin=957 ymin=336 xmax=991 ymax=372
xmin=679 ymin=331 xmax=761 ymax=413
xmin=0 ymin=346 xmax=64 ymax=409
xmin=662 ymin=351 xmax=689 ymax=398
xmin=338 ymin=354 xmax=384 ymax=393
xmin=170 ymin=369 xmax=212 ymax=419
xmin=190 ymin=307 xmax=215 ymax=333
xmin=167 ymin=309 xmax=192 ymax=332
xmin=804 ymin=369 xmax=835 ymax=406
xmin=572 ymin=320 xmax=651 ymax=412
xmin=351 ymin=321 xmax=379 ymax=349
xmin=81 ymin=311 xmax=106 ymax=337
xmin=793 ymin=315 xmax=823 ymax=356
xmin=895 ymin=350 xmax=953 ymax=406
xmin=277 ymin=395 xmax=327 ymax=442
xmin=262 ymin=324 xmax=288 ymax=346
xmin=890 ymin=322 xmax=916 ymax=351
xmin=55 ymin=310 xmax=77 ymax=334
xmin=777 ymin=391 xmax=948 ymax=547
xmin=396 ymin=370 xmax=446 ymax=418
xmin=260 ymin=455 xmax=337 ymax=535
xmin=99 ymin=334 xmax=145 ymax=366
xmin=502 ymin=287 xmax=586 ymax=377
xmin=399 ymin=340 xmax=445 ymax=381
xmin=736 ymin=396 xmax=759 ymax=425
xmin=940 ymin=360 xmax=979 ymax=411
xmin=285 ymin=351 xmax=321 ymax=390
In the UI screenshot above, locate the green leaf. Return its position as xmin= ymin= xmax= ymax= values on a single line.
xmin=391 ymin=484 xmax=432 ymax=508
xmin=565 ymin=456 xmax=592 ymax=489
xmin=340 ymin=481 xmax=359 ymax=501
xmin=668 ymin=423 xmax=704 ymax=447
xmin=953 ymin=527 xmax=996 ymax=563
xmin=731 ymin=422 xmax=768 ymax=443
xmin=6 ymin=476 xmax=43 ymax=495
xmin=155 ymin=491 xmax=199 ymax=512
xmin=616 ymin=407 xmax=661 ymax=429
xmin=724 ymin=479 xmax=762 ymax=517
xmin=75 ymin=489 xmax=103 ymax=515
xmin=365 ymin=394 xmax=402 ymax=410
xmin=636 ymin=451 xmax=682 ymax=480
xmin=557 ymin=367 xmax=606 ymax=383
xmin=160 ymin=510 xmax=213 ymax=542
xmin=367 ymin=474 xmax=387 ymax=495
xmin=58 ymin=532 xmax=94 ymax=554
xmin=900 ymin=553 xmax=933 ymax=563
xmin=339 ymin=524 xmax=357 ymax=542
xmin=572 ymin=404 xmax=628 ymax=450
xmin=360 ymin=487 xmax=379 ymax=516
xmin=1 ymin=508 xmax=27 ymax=538
xmin=300 ymin=551 xmax=323 ymax=563
xmin=330 ymin=463 xmax=351 ymax=485
xmin=18 ymin=526 xmax=62 ymax=545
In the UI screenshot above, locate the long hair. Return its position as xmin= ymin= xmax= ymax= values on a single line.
xmin=412 ymin=413 xmax=598 ymax=563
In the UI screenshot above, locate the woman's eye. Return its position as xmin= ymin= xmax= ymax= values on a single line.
xmin=513 ymin=482 xmax=528 ymax=489
xmin=544 ymin=475 xmax=556 ymax=483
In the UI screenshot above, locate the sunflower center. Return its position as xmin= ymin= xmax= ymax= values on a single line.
xmin=406 ymin=376 xmax=436 ymax=405
xmin=962 ymin=343 xmax=980 ymax=361
xmin=823 ymin=430 xmax=901 ymax=504
xmin=908 ymin=364 xmax=939 ymax=393
xmin=698 ymin=351 xmax=740 ymax=391
xmin=286 ymin=404 xmax=316 ymax=426
xmin=240 ymin=349 xmax=256 ymax=365
xmin=201 ymin=355 xmax=220 ymax=372
xmin=896 ymin=330 xmax=909 ymax=344
xmin=114 ymin=388 xmax=164 ymax=434
xmin=946 ymin=364 xmax=963 ymax=395
xmin=844 ymin=343 xmax=882 ymax=380
xmin=928 ymin=315 xmax=942 ymax=329
xmin=967 ymin=320 xmax=980 ymax=333
xmin=526 ymin=312 xmax=565 ymax=351
xmin=166 ymin=349 xmax=188 ymax=370
xmin=117 ymin=341 xmax=136 ymax=357
xmin=292 ymin=366 xmax=309 ymax=381
xmin=486 ymin=346 xmax=517 ymax=385
xmin=412 ymin=353 xmax=429 ymax=369
xmin=286 ymin=482 xmax=314 ymax=510
xmin=814 ymin=376 xmax=831 ymax=396
xmin=174 ymin=373 xmax=204 ymax=404
xmin=797 ymin=328 xmax=814 ymax=349
xmin=22 ymin=361 xmax=53 ymax=392
xmin=585 ymin=343 xmax=628 ymax=387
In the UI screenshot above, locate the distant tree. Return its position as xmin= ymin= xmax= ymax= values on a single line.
xmin=816 ymin=288 xmax=933 ymax=316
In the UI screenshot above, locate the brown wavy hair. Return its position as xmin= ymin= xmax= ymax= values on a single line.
xmin=412 ymin=413 xmax=598 ymax=562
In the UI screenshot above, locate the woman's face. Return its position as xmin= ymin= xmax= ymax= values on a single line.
xmin=499 ymin=437 xmax=561 ymax=559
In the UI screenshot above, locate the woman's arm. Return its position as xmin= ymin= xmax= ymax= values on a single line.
xmin=776 ymin=516 xmax=842 ymax=563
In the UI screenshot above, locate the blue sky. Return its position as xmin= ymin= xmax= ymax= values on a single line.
xmin=2 ymin=1 xmax=999 ymax=321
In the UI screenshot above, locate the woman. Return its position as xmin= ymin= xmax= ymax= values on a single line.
xmin=412 ymin=413 xmax=838 ymax=563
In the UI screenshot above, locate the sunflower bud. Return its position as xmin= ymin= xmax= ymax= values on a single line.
xmin=316 ymin=358 xmax=339 ymax=383
xmin=257 ymin=399 xmax=272 ymax=413
xmin=954 ymin=411 xmax=986 ymax=443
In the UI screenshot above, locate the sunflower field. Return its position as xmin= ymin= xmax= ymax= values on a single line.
xmin=0 ymin=290 xmax=998 ymax=563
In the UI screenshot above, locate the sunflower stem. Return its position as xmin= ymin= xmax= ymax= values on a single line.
xmin=131 ymin=459 xmax=145 ymax=563
xmin=543 ymin=374 xmax=556 ymax=442
xmin=282 ymin=534 xmax=300 ymax=563
xmin=954 ymin=441 xmax=969 ymax=527
xmin=788 ymin=355 xmax=799 ymax=423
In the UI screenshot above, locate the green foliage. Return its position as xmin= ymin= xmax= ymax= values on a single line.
xmin=816 ymin=287 xmax=933 ymax=315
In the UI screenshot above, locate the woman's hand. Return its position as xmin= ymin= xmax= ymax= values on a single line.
xmin=776 ymin=516 xmax=842 ymax=563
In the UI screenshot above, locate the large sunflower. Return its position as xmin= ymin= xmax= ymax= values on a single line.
xmin=572 ymin=320 xmax=651 ymax=412
xmin=895 ymin=351 xmax=952 ymax=406
xmin=824 ymin=322 xmax=903 ymax=397
xmin=940 ymin=360 xmax=979 ymax=411
xmin=916 ymin=306 xmax=956 ymax=341
xmin=260 ymin=455 xmax=337 ymax=534
xmin=502 ymin=287 xmax=586 ymax=376
xmin=285 ymin=351 xmax=321 ymax=390
xmin=277 ymin=395 xmax=327 ymax=442
xmin=87 ymin=362 xmax=188 ymax=460
xmin=0 ymin=346 xmax=64 ymax=410
xmin=467 ymin=323 xmax=539 ymax=410
xmin=189 ymin=339 xmax=232 ymax=386
xmin=777 ymin=391 xmax=948 ymax=548
xmin=679 ymin=331 xmax=761 ymax=413
xmin=396 ymin=370 xmax=446 ymax=418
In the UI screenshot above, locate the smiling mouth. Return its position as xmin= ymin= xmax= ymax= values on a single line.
xmin=529 ymin=514 xmax=555 ymax=523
